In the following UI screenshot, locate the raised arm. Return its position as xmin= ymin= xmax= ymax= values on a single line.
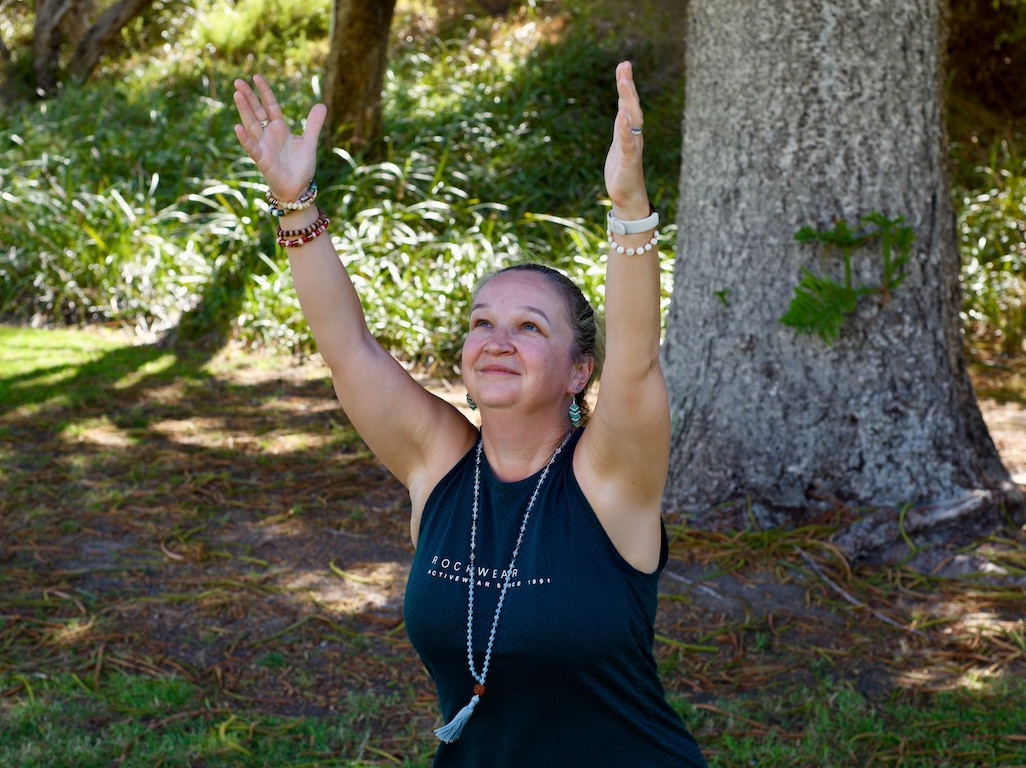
xmin=231 ymin=76 xmax=476 ymax=515
xmin=575 ymin=62 xmax=671 ymax=572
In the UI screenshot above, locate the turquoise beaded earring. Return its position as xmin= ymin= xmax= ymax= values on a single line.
xmin=466 ymin=394 xmax=477 ymax=411
xmin=569 ymin=398 xmax=582 ymax=428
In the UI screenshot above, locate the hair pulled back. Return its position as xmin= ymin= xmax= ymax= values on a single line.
xmin=471 ymin=263 xmax=605 ymax=423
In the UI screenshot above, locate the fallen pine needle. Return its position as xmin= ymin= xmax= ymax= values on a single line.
xmin=796 ymin=548 xmax=926 ymax=637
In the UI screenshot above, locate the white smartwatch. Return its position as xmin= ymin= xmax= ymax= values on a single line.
xmin=607 ymin=207 xmax=660 ymax=236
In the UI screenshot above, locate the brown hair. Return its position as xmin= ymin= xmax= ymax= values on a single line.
xmin=472 ymin=263 xmax=605 ymax=422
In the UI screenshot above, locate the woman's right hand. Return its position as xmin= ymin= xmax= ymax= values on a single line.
xmin=232 ymin=75 xmax=326 ymax=202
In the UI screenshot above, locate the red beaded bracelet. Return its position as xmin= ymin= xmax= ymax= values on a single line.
xmin=276 ymin=209 xmax=330 ymax=248
xmin=276 ymin=208 xmax=329 ymax=239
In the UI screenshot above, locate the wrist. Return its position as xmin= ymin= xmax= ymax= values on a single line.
xmin=267 ymin=179 xmax=317 ymax=217
xmin=276 ymin=206 xmax=320 ymax=229
xmin=607 ymin=205 xmax=659 ymax=235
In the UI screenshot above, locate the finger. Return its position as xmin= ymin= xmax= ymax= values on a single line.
xmin=615 ymin=109 xmax=643 ymax=158
xmin=615 ymin=61 xmax=644 ymax=131
xmin=302 ymin=103 xmax=328 ymax=145
xmin=234 ymin=78 xmax=262 ymax=115
xmin=253 ymin=74 xmax=285 ymax=122
xmin=233 ymin=122 xmax=255 ymax=153
xmin=232 ymin=82 xmax=263 ymax=135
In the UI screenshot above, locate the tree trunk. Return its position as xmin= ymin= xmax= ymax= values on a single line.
xmin=322 ymin=0 xmax=397 ymax=148
xmin=661 ymin=0 xmax=1023 ymax=559
xmin=68 ymin=0 xmax=155 ymax=83
xmin=32 ymin=0 xmax=81 ymax=95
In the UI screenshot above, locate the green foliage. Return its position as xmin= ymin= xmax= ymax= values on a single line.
xmin=780 ymin=215 xmax=915 ymax=345
xmin=0 ymin=0 xmax=1023 ymax=367
xmin=193 ymin=0 xmax=331 ymax=66
xmin=0 ymin=1 xmax=680 ymax=367
xmin=957 ymin=148 xmax=1026 ymax=356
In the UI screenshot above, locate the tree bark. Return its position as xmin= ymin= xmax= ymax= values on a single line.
xmin=68 ymin=0 xmax=155 ymax=83
xmin=661 ymin=0 xmax=1023 ymax=557
xmin=32 ymin=0 xmax=81 ymax=95
xmin=322 ymin=0 xmax=397 ymax=148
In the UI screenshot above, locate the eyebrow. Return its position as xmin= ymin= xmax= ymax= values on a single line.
xmin=471 ymin=303 xmax=552 ymax=324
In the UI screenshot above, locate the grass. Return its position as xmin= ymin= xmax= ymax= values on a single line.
xmin=3 ymin=325 xmax=1026 ymax=766
xmin=0 ymin=672 xmax=416 ymax=767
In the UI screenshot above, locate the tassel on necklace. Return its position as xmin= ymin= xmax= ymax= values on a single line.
xmin=434 ymin=685 xmax=485 ymax=743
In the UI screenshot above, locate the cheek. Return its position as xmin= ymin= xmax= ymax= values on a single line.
xmin=461 ymin=334 xmax=480 ymax=366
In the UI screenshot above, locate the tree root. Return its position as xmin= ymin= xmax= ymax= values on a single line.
xmin=832 ymin=483 xmax=1025 ymax=564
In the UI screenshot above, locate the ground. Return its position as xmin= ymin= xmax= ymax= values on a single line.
xmin=2 ymin=333 xmax=1025 ymax=764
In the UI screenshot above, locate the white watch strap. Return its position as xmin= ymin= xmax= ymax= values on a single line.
xmin=607 ymin=208 xmax=660 ymax=236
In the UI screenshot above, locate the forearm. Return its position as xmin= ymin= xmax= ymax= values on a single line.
xmin=604 ymin=232 xmax=664 ymax=380
xmin=275 ymin=207 xmax=376 ymax=368
xmin=603 ymin=196 xmax=664 ymax=378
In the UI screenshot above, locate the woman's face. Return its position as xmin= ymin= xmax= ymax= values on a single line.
xmin=462 ymin=271 xmax=588 ymax=413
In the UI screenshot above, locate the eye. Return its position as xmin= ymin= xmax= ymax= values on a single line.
xmin=472 ymin=318 xmax=491 ymax=329
xmin=521 ymin=321 xmax=539 ymax=332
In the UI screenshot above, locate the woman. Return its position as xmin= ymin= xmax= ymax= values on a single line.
xmin=232 ymin=61 xmax=707 ymax=767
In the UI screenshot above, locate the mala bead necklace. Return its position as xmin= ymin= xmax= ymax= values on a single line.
xmin=434 ymin=430 xmax=573 ymax=744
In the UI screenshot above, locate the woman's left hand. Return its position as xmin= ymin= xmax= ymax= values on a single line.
xmin=604 ymin=61 xmax=651 ymax=219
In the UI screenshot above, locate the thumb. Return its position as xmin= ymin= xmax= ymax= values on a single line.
xmin=303 ymin=103 xmax=328 ymax=145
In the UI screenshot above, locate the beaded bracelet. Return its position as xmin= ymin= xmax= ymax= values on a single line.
xmin=276 ymin=208 xmax=329 ymax=239
xmin=276 ymin=208 xmax=330 ymax=248
xmin=607 ymin=229 xmax=659 ymax=256
xmin=267 ymin=180 xmax=318 ymax=217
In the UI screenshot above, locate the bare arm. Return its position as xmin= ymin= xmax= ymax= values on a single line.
xmin=231 ymin=77 xmax=476 ymax=511
xmin=576 ymin=62 xmax=671 ymax=572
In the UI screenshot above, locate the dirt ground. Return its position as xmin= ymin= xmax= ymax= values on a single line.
xmin=3 ymin=344 xmax=1025 ymax=760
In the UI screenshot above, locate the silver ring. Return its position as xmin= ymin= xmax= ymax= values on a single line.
xmin=259 ymin=119 xmax=270 ymax=128
xmin=630 ymin=126 xmax=643 ymax=136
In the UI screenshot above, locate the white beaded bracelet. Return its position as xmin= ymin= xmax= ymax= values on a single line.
xmin=607 ymin=230 xmax=659 ymax=256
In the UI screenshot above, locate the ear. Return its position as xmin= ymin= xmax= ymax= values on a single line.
xmin=568 ymin=357 xmax=594 ymax=395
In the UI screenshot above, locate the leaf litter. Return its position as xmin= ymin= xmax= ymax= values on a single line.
xmin=1 ymin=335 xmax=1025 ymax=765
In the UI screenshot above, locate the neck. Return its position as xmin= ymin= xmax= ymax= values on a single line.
xmin=479 ymin=417 xmax=573 ymax=482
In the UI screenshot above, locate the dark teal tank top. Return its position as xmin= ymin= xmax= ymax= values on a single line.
xmin=404 ymin=430 xmax=707 ymax=767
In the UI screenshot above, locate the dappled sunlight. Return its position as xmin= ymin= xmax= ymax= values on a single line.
xmin=46 ymin=618 xmax=96 ymax=647
xmin=978 ymin=400 xmax=1026 ymax=481
xmin=59 ymin=415 xmax=137 ymax=448
xmin=147 ymin=416 xmax=338 ymax=453
xmin=893 ymin=664 xmax=1006 ymax=692
xmin=283 ymin=561 xmax=409 ymax=615
xmin=112 ymin=354 xmax=177 ymax=390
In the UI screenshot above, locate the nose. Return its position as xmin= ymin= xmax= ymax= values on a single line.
xmin=482 ymin=326 xmax=514 ymax=353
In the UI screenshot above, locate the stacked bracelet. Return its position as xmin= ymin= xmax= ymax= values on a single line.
xmin=607 ymin=230 xmax=659 ymax=256
xmin=267 ymin=180 xmax=318 ymax=217
xmin=276 ymin=208 xmax=330 ymax=248
xmin=606 ymin=207 xmax=660 ymax=256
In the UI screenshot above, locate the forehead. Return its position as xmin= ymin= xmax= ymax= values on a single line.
xmin=475 ymin=270 xmax=563 ymax=305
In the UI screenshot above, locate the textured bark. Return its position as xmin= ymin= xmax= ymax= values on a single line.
xmin=32 ymin=0 xmax=82 ymax=95
xmin=322 ymin=0 xmax=397 ymax=148
xmin=661 ymin=0 xmax=1022 ymax=552
xmin=68 ymin=0 xmax=154 ymax=83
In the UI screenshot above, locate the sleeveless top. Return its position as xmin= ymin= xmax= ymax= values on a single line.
xmin=404 ymin=430 xmax=708 ymax=767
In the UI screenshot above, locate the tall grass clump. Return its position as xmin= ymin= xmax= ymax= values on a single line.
xmin=0 ymin=73 xmax=259 ymax=338
xmin=957 ymin=145 xmax=1026 ymax=357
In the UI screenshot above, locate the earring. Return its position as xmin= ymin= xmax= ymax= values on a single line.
xmin=466 ymin=394 xmax=477 ymax=411
xmin=569 ymin=399 xmax=582 ymax=428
